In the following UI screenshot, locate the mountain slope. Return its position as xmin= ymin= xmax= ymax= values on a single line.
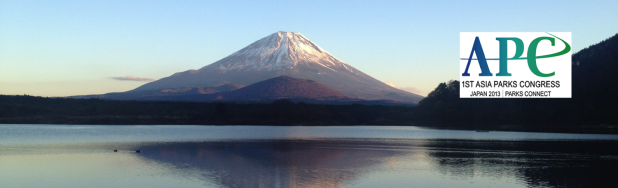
xmin=130 ymin=31 xmax=423 ymax=102
xmin=211 ymin=76 xmax=347 ymax=100
xmin=71 ymin=84 xmax=244 ymax=100
xmin=138 ymin=76 xmax=349 ymax=101
xmin=145 ymin=76 xmax=414 ymax=105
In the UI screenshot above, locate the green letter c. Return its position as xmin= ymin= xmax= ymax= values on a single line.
xmin=527 ymin=37 xmax=556 ymax=77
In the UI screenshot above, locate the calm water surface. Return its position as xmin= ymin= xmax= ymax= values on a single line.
xmin=1 ymin=125 xmax=618 ymax=188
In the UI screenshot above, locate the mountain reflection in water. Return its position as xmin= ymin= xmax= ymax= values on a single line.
xmin=138 ymin=140 xmax=409 ymax=188
xmin=136 ymin=139 xmax=618 ymax=188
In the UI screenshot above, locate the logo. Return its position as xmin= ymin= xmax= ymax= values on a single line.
xmin=460 ymin=32 xmax=571 ymax=98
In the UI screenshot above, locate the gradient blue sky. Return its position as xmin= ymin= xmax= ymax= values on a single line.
xmin=1 ymin=0 xmax=617 ymax=97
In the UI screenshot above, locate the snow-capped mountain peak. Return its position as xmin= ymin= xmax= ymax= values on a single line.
xmin=202 ymin=31 xmax=351 ymax=73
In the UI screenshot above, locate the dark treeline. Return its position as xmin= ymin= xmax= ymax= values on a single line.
xmin=414 ymin=33 xmax=618 ymax=129
xmin=0 ymin=95 xmax=414 ymax=125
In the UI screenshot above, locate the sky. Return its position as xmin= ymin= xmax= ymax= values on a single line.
xmin=1 ymin=0 xmax=617 ymax=97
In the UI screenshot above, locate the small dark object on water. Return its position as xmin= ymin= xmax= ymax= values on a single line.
xmin=476 ymin=130 xmax=489 ymax=132
xmin=113 ymin=149 xmax=117 ymax=152
xmin=136 ymin=150 xmax=141 ymax=153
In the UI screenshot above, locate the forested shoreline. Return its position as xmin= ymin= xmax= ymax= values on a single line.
xmin=0 ymin=95 xmax=415 ymax=125
xmin=1 ymin=93 xmax=616 ymax=134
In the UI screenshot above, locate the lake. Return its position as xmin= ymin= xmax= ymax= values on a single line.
xmin=1 ymin=125 xmax=618 ymax=188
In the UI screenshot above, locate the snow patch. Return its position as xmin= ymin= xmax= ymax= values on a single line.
xmin=202 ymin=31 xmax=353 ymax=73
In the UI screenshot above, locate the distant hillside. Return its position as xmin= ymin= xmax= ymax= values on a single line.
xmin=126 ymin=76 xmax=349 ymax=101
xmin=193 ymin=76 xmax=416 ymax=105
xmin=207 ymin=76 xmax=348 ymax=100
xmin=572 ymin=33 xmax=618 ymax=105
xmin=72 ymin=83 xmax=244 ymax=100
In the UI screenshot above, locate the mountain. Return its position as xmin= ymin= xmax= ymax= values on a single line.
xmin=128 ymin=31 xmax=423 ymax=102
